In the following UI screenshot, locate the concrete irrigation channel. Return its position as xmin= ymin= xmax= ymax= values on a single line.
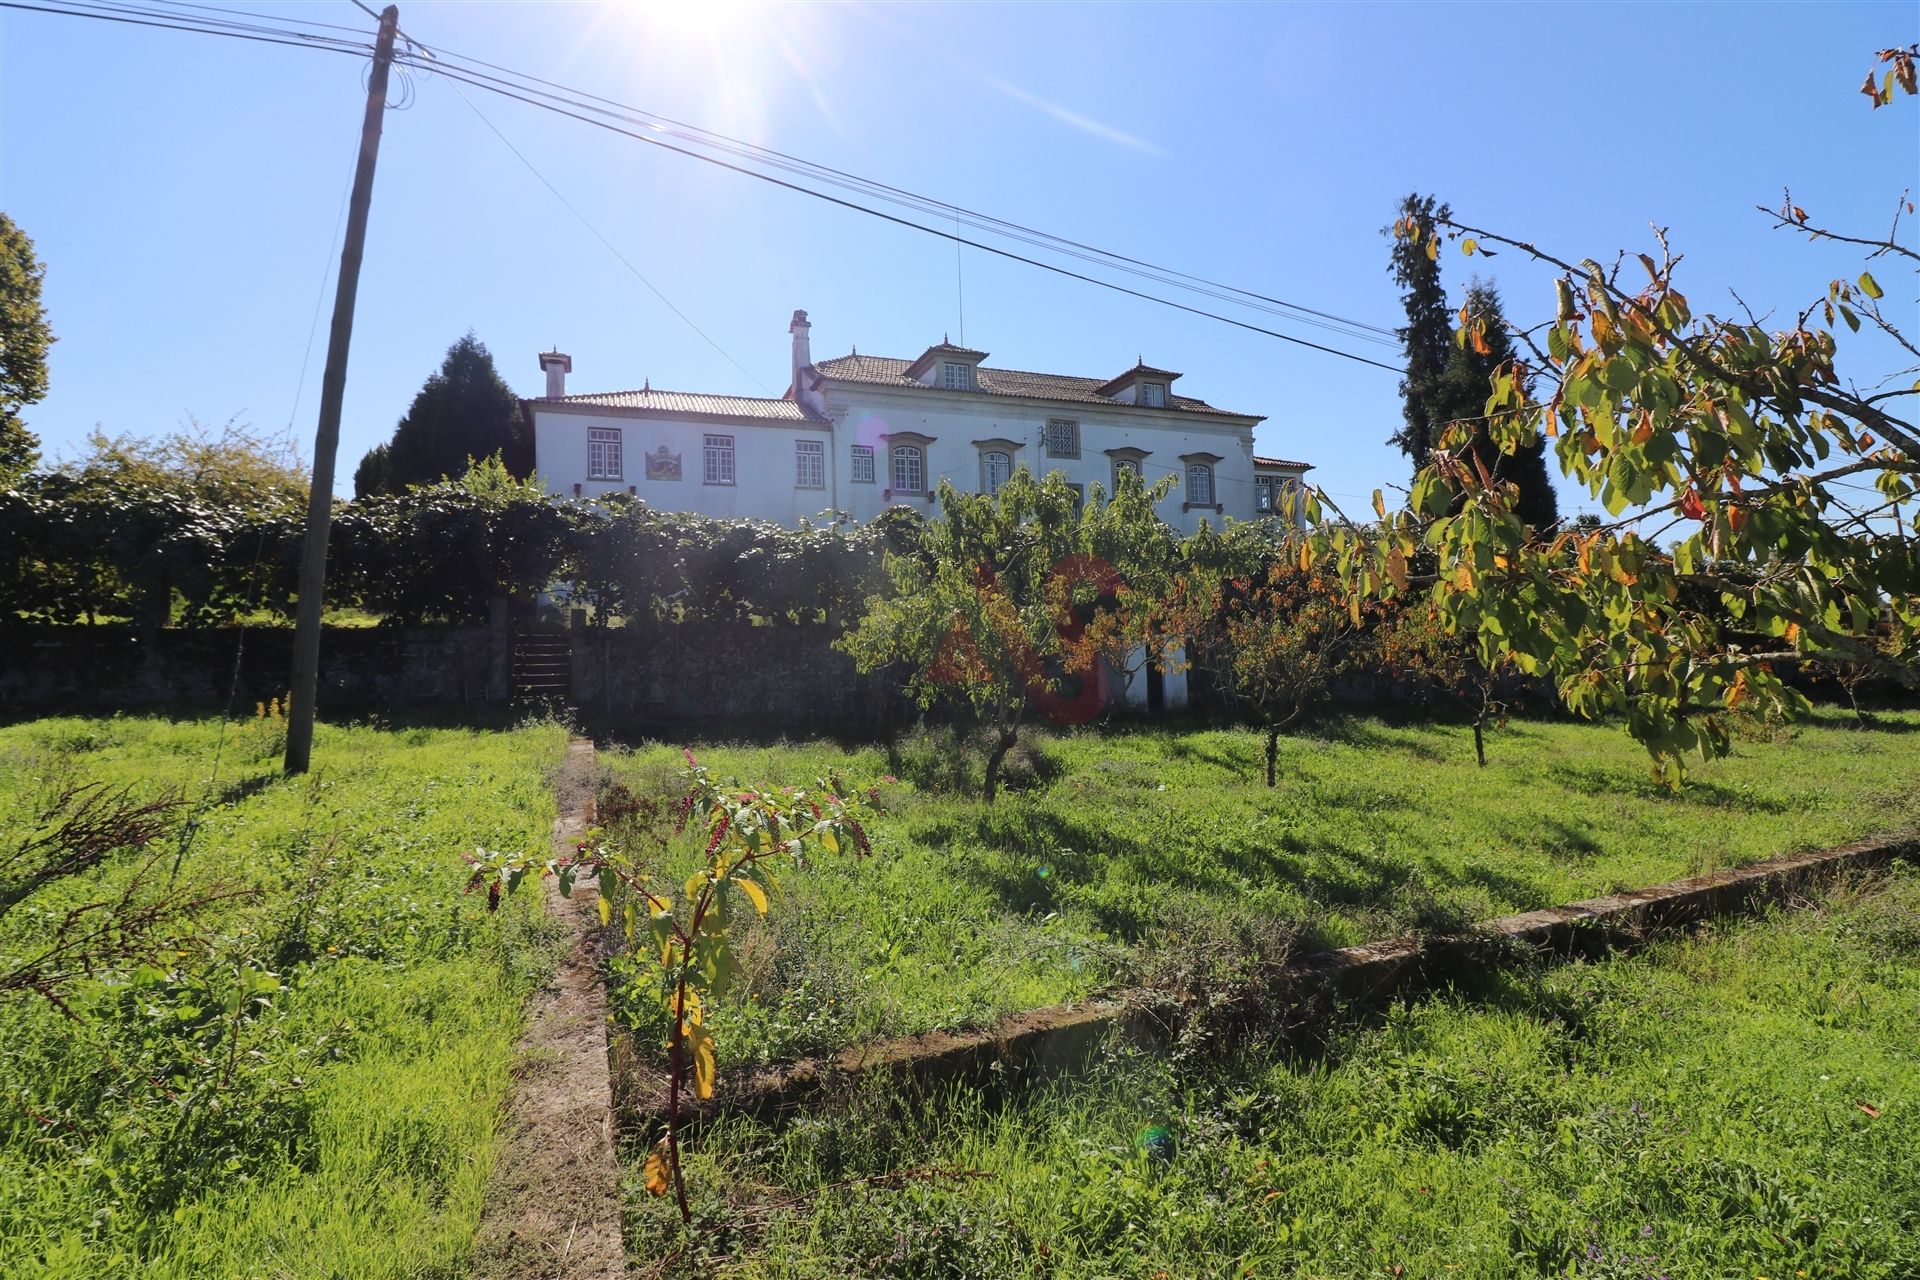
xmin=611 ymin=831 xmax=1919 ymax=1135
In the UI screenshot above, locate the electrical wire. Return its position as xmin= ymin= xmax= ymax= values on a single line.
xmin=393 ymin=43 xmax=1401 ymax=350
xmin=387 ymin=32 xmax=1402 ymax=345
xmin=12 ymin=0 xmax=1408 ymax=374
xmin=403 ymin=59 xmax=1406 ymax=374
xmin=3 ymin=0 xmax=373 ymax=54
xmin=443 ymin=77 xmax=774 ymax=394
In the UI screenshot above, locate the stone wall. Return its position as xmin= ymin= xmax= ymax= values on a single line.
xmin=568 ymin=622 xmax=906 ymax=734
xmin=0 ymin=624 xmax=502 ymax=714
xmin=0 ymin=621 xmax=902 ymax=731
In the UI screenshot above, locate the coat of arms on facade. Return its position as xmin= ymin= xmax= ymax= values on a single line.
xmin=645 ymin=446 xmax=682 ymax=481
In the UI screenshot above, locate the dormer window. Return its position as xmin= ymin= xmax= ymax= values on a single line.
xmin=1142 ymin=383 xmax=1167 ymax=408
xmin=942 ymin=361 xmax=974 ymax=391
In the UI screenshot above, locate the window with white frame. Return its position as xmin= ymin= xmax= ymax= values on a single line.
xmin=981 ymin=450 xmax=1011 ymax=494
xmin=703 ymin=433 xmax=735 ymax=485
xmin=1186 ymin=462 xmax=1214 ymax=506
xmin=941 ymin=361 xmax=973 ymax=390
xmin=1142 ymin=382 xmax=1167 ymax=408
xmin=1044 ymin=418 xmax=1080 ymax=459
xmin=1255 ymin=476 xmax=1278 ymax=513
xmin=1111 ymin=456 xmax=1142 ymax=488
xmin=588 ymin=427 xmax=623 ymax=480
xmin=851 ymin=444 xmax=875 ymax=483
xmin=795 ymin=439 xmax=825 ymax=489
xmin=891 ymin=444 xmax=925 ymax=493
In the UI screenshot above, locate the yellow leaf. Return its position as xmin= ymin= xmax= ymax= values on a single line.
xmin=1297 ymin=540 xmax=1314 ymax=573
xmin=1453 ymin=561 xmax=1474 ymax=591
xmin=819 ymin=826 xmax=839 ymax=855
xmin=1372 ymin=489 xmax=1386 ymax=520
xmin=1425 ymin=236 xmax=1439 ymax=262
xmin=736 ymin=875 xmax=769 ymax=915
xmin=1348 ymin=594 xmax=1362 ymax=627
xmin=1461 ymin=237 xmax=1478 ymax=255
xmin=643 ymin=1142 xmax=671 ymax=1197
xmin=1859 ymin=271 xmax=1884 ymax=300
xmin=596 ymin=894 xmax=612 ymax=927
xmin=1385 ymin=548 xmax=1409 ymax=592
xmin=689 ymin=1022 xmax=717 ymax=1099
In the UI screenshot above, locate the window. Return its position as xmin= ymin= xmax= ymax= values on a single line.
xmin=941 ymin=361 xmax=973 ymax=390
xmin=1255 ymin=476 xmax=1278 ymax=513
xmin=891 ymin=444 xmax=924 ymax=493
xmin=1186 ymin=462 xmax=1214 ymax=506
xmin=981 ymin=450 xmax=1011 ymax=494
xmin=1112 ymin=457 xmax=1142 ymax=486
xmin=1044 ymin=418 xmax=1080 ymax=459
xmin=1066 ymin=482 xmax=1086 ymax=511
xmin=703 ymin=434 xmax=735 ymax=485
xmin=851 ymin=444 xmax=875 ymax=484
xmin=795 ymin=439 xmax=825 ymax=489
xmin=1142 ymin=382 xmax=1167 ymax=408
xmin=588 ymin=427 xmax=623 ymax=480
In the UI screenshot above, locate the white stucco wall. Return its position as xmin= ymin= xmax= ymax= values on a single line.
xmin=532 ymin=407 xmax=844 ymax=525
xmin=817 ymin=383 xmax=1262 ymax=536
xmin=532 ymin=381 xmax=1286 ymax=536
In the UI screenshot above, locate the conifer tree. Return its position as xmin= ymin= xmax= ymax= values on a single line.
xmin=1388 ymin=195 xmax=1558 ymax=530
xmin=354 ymin=333 xmax=529 ymax=496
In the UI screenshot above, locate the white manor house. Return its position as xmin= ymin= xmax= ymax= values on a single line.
xmin=525 ymin=311 xmax=1309 ymax=532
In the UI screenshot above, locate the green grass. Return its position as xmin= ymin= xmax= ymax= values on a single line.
xmin=603 ymin=708 xmax=1920 ymax=1062
xmin=0 ymin=713 xmax=569 ymax=1279
xmin=634 ymin=868 xmax=1920 ymax=1278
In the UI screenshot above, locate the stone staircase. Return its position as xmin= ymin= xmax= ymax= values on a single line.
xmin=511 ymin=632 xmax=572 ymax=710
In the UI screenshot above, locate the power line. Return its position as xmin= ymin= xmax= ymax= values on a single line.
xmin=4 ymin=0 xmax=373 ymax=54
xmin=393 ymin=38 xmax=1402 ymax=348
xmin=15 ymin=0 xmax=1407 ymax=374
xmin=442 ymin=77 xmax=774 ymax=394
xmin=400 ymin=58 xmax=1405 ymax=374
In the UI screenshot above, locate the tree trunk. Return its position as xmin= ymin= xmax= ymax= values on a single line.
xmin=1473 ymin=714 xmax=1486 ymax=768
xmin=983 ymin=727 xmax=1017 ymax=805
xmin=1265 ymin=724 xmax=1280 ymax=788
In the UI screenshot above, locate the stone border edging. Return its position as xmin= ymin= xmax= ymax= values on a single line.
xmin=613 ymin=833 xmax=1917 ymax=1135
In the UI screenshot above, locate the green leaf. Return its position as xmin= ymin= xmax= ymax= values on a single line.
xmin=1858 ymin=271 xmax=1883 ymax=300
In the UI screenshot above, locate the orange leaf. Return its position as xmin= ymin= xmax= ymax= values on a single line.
xmin=643 ymin=1141 xmax=672 ymax=1197
xmin=1857 ymin=1101 xmax=1881 ymax=1119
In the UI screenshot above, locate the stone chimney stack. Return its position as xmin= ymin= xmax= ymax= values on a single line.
xmin=538 ymin=349 xmax=572 ymax=399
xmin=788 ymin=309 xmax=812 ymax=393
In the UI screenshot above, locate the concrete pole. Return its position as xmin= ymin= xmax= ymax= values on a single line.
xmin=285 ymin=6 xmax=400 ymax=775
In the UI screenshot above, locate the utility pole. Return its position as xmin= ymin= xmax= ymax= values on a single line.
xmin=285 ymin=4 xmax=400 ymax=776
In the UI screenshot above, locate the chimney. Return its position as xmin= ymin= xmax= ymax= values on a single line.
xmin=788 ymin=309 xmax=812 ymax=393
xmin=538 ymin=349 xmax=572 ymax=399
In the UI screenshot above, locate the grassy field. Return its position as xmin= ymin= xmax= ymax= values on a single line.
xmin=603 ymin=709 xmax=1920 ymax=1062
xmin=0 ymin=713 xmax=568 ymax=1279
xmin=633 ymin=868 xmax=1920 ymax=1278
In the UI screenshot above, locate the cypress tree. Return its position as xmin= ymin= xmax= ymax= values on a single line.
xmin=1387 ymin=196 xmax=1559 ymax=531
xmin=355 ymin=333 xmax=530 ymax=497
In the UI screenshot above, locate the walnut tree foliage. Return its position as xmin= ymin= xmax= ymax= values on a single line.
xmin=1310 ymin=52 xmax=1919 ymax=785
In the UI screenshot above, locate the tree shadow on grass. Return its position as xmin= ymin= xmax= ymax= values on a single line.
xmin=1544 ymin=762 xmax=1799 ymax=814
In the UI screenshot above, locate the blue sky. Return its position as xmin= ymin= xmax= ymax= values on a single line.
xmin=3 ymin=1 xmax=1915 ymax=511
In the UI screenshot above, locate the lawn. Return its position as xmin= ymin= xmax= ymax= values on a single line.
xmin=632 ymin=868 xmax=1920 ymax=1278
xmin=602 ymin=708 xmax=1920 ymax=1063
xmin=0 ymin=713 xmax=569 ymax=1280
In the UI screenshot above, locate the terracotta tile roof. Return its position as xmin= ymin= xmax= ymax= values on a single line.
xmin=813 ymin=354 xmax=1261 ymax=420
xmin=535 ymin=388 xmax=821 ymax=421
xmin=1253 ymin=454 xmax=1314 ymax=470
